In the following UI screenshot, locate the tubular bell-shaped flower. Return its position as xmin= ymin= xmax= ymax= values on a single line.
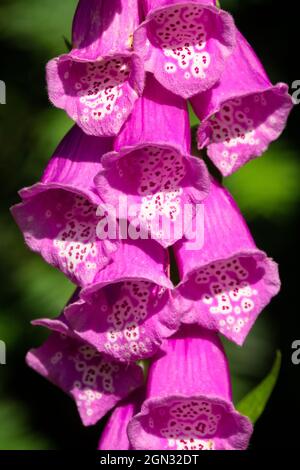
xmin=128 ymin=325 xmax=253 ymax=450
xmin=95 ymin=75 xmax=210 ymax=247
xmin=191 ymin=31 xmax=294 ymax=176
xmin=173 ymin=178 xmax=280 ymax=345
xmin=27 ymin=313 xmax=144 ymax=426
xmin=98 ymin=390 xmax=144 ymax=450
xmin=11 ymin=126 xmax=117 ymax=286
xmin=64 ymin=239 xmax=179 ymax=362
xmin=47 ymin=0 xmax=145 ymax=136
xmin=133 ymin=0 xmax=236 ymax=98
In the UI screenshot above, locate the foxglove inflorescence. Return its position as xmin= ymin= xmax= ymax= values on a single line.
xmin=12 ymin=0 xmax=293 ymax=450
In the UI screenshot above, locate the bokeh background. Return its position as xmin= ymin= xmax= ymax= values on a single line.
xmin=0 ymin=0 xmax=299 ymax=449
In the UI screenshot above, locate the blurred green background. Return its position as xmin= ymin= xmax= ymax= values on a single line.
xmin=0 ymin=0 xmax=299 ymax=449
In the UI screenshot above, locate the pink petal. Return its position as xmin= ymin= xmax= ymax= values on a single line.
xmin=134 ymin=1 xmax=236 ymax=98
xmin=128 ymin=326 xmax=253 ymax=450
xmin=98 ymin=390 xmax=144 ymax=450
xmin=95 ymin=75 xmax=210 ymax=247
xmin=191 ymin=31 xmax=294 ymax=175
xmin=173 ymin=178 xmax=281 ymax=345
xmin=11 ymin=126 xmax=117 ymax=286
xmin=65 ymin=240 xmax=179 ymax=362
xmin=47 ymin=0 xmax=145 ymax=136
xmin=27 ymin=315 xmax=144 ymax=426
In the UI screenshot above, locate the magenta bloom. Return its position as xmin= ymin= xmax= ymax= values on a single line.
xmin=47 ymin=0 xmax=145 ymax=136
xmin=11 ymin=0 xmax=292 ymax=450
xmin=98 ymin=390 xmax=144 ymax=450
xmin=133 ymin=0 xmax=236 ymax=98
xmin=11 ymin=126 xmax=118 ymax=286
xmin=173 ymin=178 xmax=280 ymax=345
xmin=64 ymin=240 xmax=179 ymax=362
xmin=128 ymin=326 xmax=253 ymax=450
xmin=27 ymin=314 xmax=144 ymax=426
xmin=191 ymin=31 xmax=293 ymax=175
xmin=95 ymin=75 xmax=210 ymax=247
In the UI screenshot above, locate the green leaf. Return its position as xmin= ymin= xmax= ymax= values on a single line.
xmin=63 ymin=36 xmax=72 ymax=52
xmin=236 ymin=350 xmax=281 ymax=424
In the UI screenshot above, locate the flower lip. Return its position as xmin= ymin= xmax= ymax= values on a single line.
xmin=100 ymin=141 xmax=210 ymax=206
xmin=81 ymin=275 xmax=174 ymax=299
xmin=128 ymin=393 xmax=253 ymax=450
xmin=80 ymin=238 xmax=174 ymax=299
xmin=96 ymin=143 xmax=210 ymax=248
xmin=94 ymin=74 xmax=210 ymax=248
xmin=178 ymin=248 xmax=279 ymax=290
xmin=172 ymin=177 xmax=281 ymax=345
xmin=65 ymin=280 xmax=178 ymax=363
xmin=175 ymin=249 xmax=280 ymax=346
xmin=27 ymin=317 xmax=144 ymax=426
xmin=47 ymin=0 xmax=145 ymax=136
xmin=17 ymin=181 xmax=100 ymax=206
xmin=102 ymin=142 xmax=197 ymax=168
xmin=47 ymin=51 xmax=145 ymax=137
xmin=133 ymin=2 xmax=236 ymax=98
xmin=191 ymin=30 xmax=294 ymax=176
xmin=59 ymin=50 xmax=144 ymax=95
xmin=197 ymin=83 xmax=293 ymax=176
xmin=11 ymin=187 xmax=117 ymax=287
xmin=10 ymin=125 xmax=119 ymax=287
xmin=60 ymin=239 xmax=179 ymax=363
xmin=199 ymin=82 xmax=292 ymax=124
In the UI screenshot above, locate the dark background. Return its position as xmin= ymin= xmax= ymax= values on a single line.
xmin=0 ymin=0 xmax=299 ymax=449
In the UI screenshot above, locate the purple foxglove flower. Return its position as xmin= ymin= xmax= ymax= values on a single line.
xmin=191 ymin=31 xmax=294 ymax=176
xmin=27 ymin=313 xmax=144 ymax=426
xmin=173 ymin=178 xmax=280 ymax=345
xmin=133 ymin=0 xmax=236 ymax=99
xmin=98 ymin=390 xmax=144 ymax=450
xmin=95 ymin=75 xmax=210 ymax=247
xmin=11 ymin=126 xmax=118 ymax=287
xmin=128 ymin=326 xmax=253 ymax=450
xmin=47 ymin=0 xmax=145 ymax=136
xmin=64 ymin=239 xmax=179 ymax=362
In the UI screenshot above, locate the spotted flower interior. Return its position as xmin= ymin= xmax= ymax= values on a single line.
xmin=50 ymin=54 xmax=141 ymax=136
xmin=26 ymin=332 xmax=143 ymax=426
xmin=151 ymin=5 xmax=212 ymax=79
xmin=134 ymin=3 xmax=235 ymax=97
xmin=65 ymin=279 xmax=176 ymax=362
xmin=129 ymin=396 xmax=250 ymax=450
xmin=97 ymin=144 xmax=208 ymax=246
xmin=12 ymin=190 xmax=116 ymax=286
xmin=178 ymin=254 xmax=279 ymax=344
xmin=199 ymin=86 xmax=292 ymax=175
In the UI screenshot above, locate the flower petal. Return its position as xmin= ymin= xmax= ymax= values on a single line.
xmin=64 ymin=240 xmax=179 ymax=362
xmin=27 ymin=316 xmax=144 ymax=426
xmin=128 ymin=326 xmax=253 ymax=450
xmin=98 ymin=390 xmax=144 ymax=450
xmin=173 ymin=178 xmax=281 ymax=345
xmin=191 ymin=31 xmax=294 ymax=175
xmin=47 ymin=0 xmax=145 ymax=136
xmin=95 ymin=76 xmax=210 ymax=247
xmin=134 ymin=1 xmax=236 ymax=98
xmin=11 ymin=126 xmax=117 ymax=286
